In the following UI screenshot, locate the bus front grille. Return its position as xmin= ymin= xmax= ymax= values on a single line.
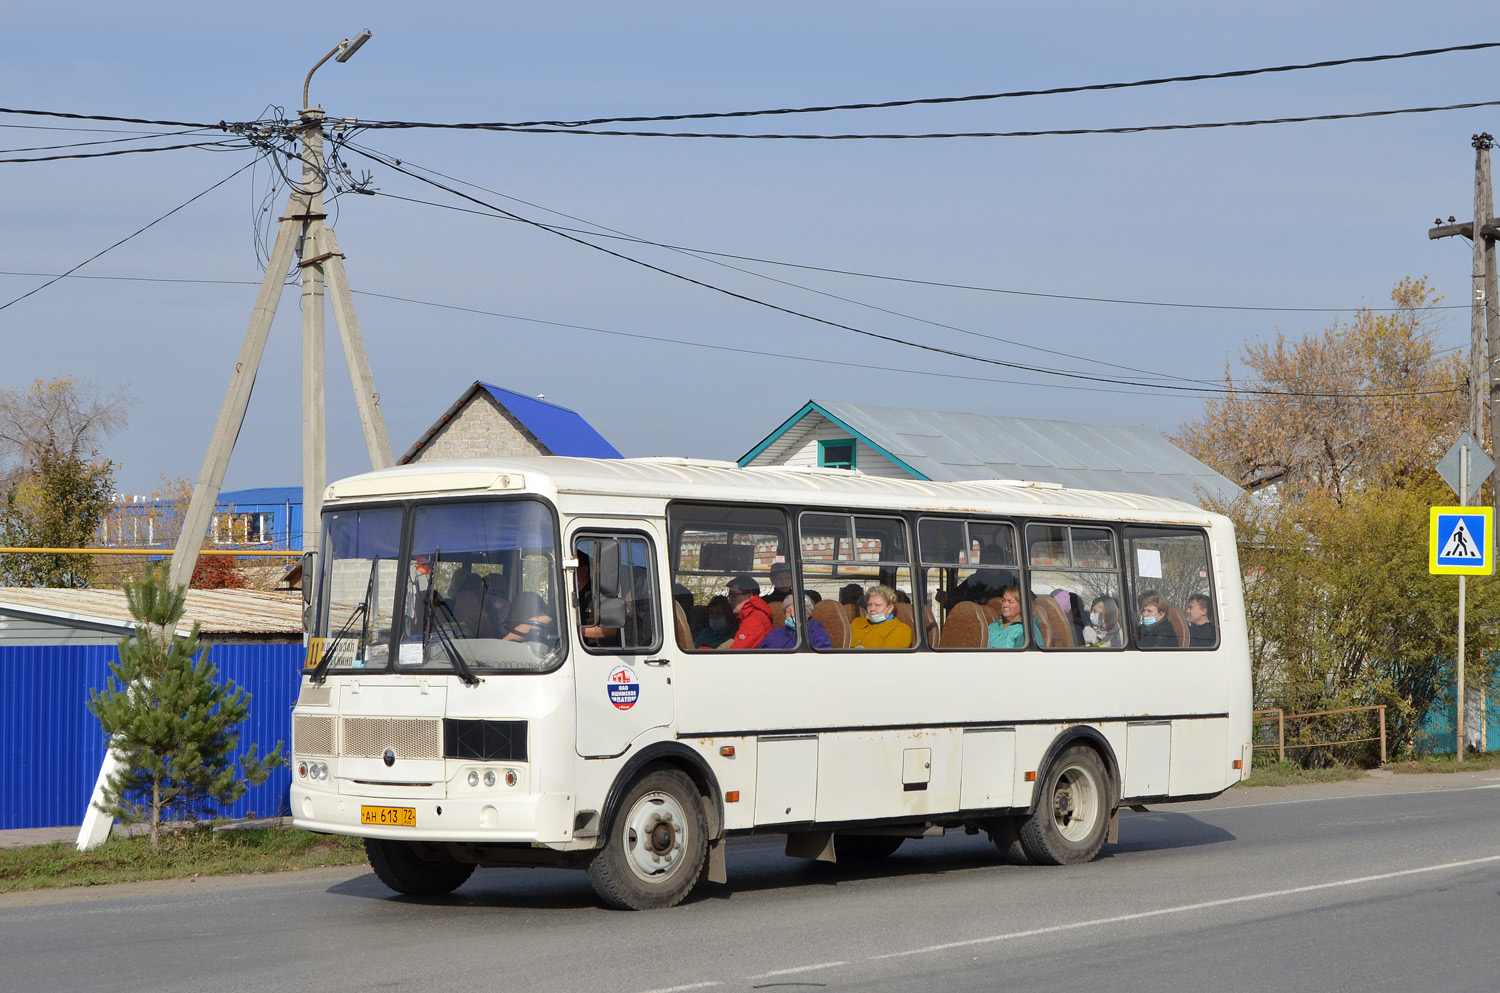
xmin=341 ymin=717 xmax=443 ymax=759
xmin=293 ymin=716 xmax=335 ymax=756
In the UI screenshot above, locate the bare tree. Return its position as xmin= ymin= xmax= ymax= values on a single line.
xmin=0 ymin=377 xmax=134 ymax=468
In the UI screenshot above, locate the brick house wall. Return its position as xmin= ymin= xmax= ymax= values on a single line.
xmin=410 ymin=392 xmax=549 ymax=461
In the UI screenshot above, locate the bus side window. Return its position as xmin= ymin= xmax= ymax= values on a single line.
xmin=1125 ymin=527 xmax=1216 ymax=650
xmin=574 ymin=534 xmax=661 ymax=654
xmin=918 ymin=517 xmax=1022 ymax=650
xmin=1026 ymin=523 xmax=1123 ymax=650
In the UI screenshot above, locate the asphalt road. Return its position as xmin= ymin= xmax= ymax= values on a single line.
xmin=4 ymin=771 xmax=1499 ymax=993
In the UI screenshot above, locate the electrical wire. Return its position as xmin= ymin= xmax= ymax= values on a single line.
xmin=0 ymin=128 xmax=212 ymax=155
xmin=441 ymin=98 xmax=1500 ymax=139
xmin=0 ymin=139 xmax=248 ymax=164
xmin=356 ymin=41 xmax=1500 ymax=128
xmin=0 ymin=156 xmax=260 ymax=315
xmin=0 ymin=106 xmax=219 ymax=128
xmin=342 ymin=143 xmax=1459 ymax=400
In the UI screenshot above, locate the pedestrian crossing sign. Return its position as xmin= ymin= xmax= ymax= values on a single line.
xmin=1430 ymin=507 xmax=1494 ymax=575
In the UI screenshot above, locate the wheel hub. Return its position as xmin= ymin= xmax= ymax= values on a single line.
xmin=623 ymin=791 xmax=689 ymax=881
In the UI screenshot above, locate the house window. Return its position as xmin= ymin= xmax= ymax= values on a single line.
xmin=818 ymin=439 xmax=856 ymax=470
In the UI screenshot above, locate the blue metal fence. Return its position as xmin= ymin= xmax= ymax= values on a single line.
xmin=0 ymin=642 xmax=301 ymax=831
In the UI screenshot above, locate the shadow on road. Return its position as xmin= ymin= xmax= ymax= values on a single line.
xmin=324 ymin=812 xmax=1234 ymax=912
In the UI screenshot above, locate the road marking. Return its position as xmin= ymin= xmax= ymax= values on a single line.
xmin=630 ymin=983 xmax=722 ymax=993
xmin=1195 ymin=782 xmax=1500 ymax=813
xmin=749 ymin=961 xmax=848 ymax=979
xmin=870 ymin=853 xmax=1500 ymax=960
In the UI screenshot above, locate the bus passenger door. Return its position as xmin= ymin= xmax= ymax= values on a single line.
xmin=570 ymin=527 xmax=675 ymax=758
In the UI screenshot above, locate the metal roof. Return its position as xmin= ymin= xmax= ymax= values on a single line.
xmin=400 ymin=381 xmax=622 ymax=463
xmin=740 ymin=400 xmax=1244 ymax=508
xmin=0 ymin=588 xmax=302 ymax=638
xmin=218 ymin=486 xmax=301 ymax=506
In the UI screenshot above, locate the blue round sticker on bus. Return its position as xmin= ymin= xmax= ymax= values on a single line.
xmin=607 ymin=665 xmax=639 ymax=711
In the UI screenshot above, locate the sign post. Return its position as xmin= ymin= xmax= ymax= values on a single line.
xmin=1433 ymin=433 xmax=1497 ymax=761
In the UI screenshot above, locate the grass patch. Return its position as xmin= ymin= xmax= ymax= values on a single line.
xmin=1240 ymin=759 xmax=1368 ymax=787
xmin=0 ymin=826 xmax=368 ymax=894
xmin=1385 ymin=751 xmax=1500 ymax=774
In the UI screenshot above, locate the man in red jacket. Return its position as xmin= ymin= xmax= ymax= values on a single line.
xmin=724 ymin=574 xmax=773 ymax=650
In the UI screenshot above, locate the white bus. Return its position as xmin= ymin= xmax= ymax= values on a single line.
xmin=291 ymin=456 xmax=1251 ymax=910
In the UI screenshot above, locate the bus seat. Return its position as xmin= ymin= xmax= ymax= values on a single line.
xmin=1032 ymin=596 xmax=1075 ymax=648
xmin=1164 ymin=603 xmax=1190 ymax=647
xmin=894 ymin=601 xmax=915 ymax=632
xmin=673 ymin=601 xmax=695 ymax=651
xmin=841 ymin=603 xmax=858 ymax=624
xmin=813 ymin=600 xmax=850 ymax=649
xmin=941 ymin=601 xmax=988 ymax=648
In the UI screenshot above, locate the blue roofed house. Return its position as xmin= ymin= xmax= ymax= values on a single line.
xmin=400 ymin=381 xmax=622 ymax=464
xmin=739 ymin=400 xmax=1244 ymax=508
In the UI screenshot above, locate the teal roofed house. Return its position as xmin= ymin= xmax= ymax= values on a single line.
xmin=739 ymin=400 xmax=1244 ymax=509
xmin=401 ymin=381 xmax=622 ymax=464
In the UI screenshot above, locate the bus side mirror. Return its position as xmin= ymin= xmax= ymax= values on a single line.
xmin=596 ymin=595 xmax=627 ymax=630
xmin=593 ymin=539 xmax=620 ymax=597
xmin=300 ymin=551 xmax=317 ymax=629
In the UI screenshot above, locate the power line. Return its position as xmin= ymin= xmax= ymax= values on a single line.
xmin=441 ymin=98 xmax=1500 ymax=139
xmin=357 ymin=41 xmax=1500 ymax=129
xmin=0 ymin=157 xmax=260 ymax=315
xmin=0 ymin=139 xmax=248 ymax=165
xmin=342 ymin=143 xmax=1459 ymax=400
xmin=0 ymin=128 xmax=210 ymax=155
xmin=0 ymin=106 xmax=219 ymax=129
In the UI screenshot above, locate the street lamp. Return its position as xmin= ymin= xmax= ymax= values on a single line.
xmin=304 ymin=29 xmax=373 ymax=110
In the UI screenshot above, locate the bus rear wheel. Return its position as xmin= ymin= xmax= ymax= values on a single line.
xmin=1018 ymin=745 xmax=1111 ymax=866
xmin=365 ymin=838 xmax=475 ymax=896
xmin=587 ymin=769 xmax=707 ymax=910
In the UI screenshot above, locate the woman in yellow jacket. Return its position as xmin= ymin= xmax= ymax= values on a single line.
xmin=849 ymin=584 xmax=913 ymax=649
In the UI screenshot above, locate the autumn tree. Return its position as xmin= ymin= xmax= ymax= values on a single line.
xmin=1177 ymin=277 xmax=1466 ymax=504
xmin=1180 ymin=278 xmax=1493 ymax=760
xmin=0 ymin=377 xmax=133 ymax=587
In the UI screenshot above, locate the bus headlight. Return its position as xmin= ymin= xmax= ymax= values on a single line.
xmin=467 ymin=770 xmax=480 ymax=788
xmin=483 ymin=770 xmax=496 ymax=787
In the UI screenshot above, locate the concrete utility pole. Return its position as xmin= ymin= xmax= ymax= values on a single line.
xmin=76 ymin=31 xmax=390 ymax=851
xmin=1429 ymin=132 xmax=1499 ymax=758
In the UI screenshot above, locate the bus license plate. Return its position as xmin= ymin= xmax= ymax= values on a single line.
xmin=361 ymin=805 xmax=416 ymax=827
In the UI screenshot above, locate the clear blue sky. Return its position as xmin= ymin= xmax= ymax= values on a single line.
xmin=2 ymin=1 xmax=1493 ymax=494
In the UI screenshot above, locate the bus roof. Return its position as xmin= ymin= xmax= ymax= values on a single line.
xmin=325 ymin=456 xmax=1224 ymax=525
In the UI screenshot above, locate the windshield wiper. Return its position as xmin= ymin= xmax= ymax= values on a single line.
xmin=311 ymin=558 xmax=378 ymax=685
xmin=420 ymin=549 xmax=481 ymax=686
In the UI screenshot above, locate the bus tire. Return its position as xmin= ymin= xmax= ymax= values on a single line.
xmin=989 ymin=816 xmax=1029 ymax=864
xmin=1018 ymin=745 xmax=1111 ymax=866
xmin=836 ymin=834 xmax=905 ymax=859
xmin=587 ymin=769 xmax=707 ymax=910
xmin=364 ymin=838 xmax=475 ymax=896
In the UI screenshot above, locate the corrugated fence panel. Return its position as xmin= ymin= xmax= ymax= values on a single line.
xmin=0 ymin=643 xmax=302 ymax=830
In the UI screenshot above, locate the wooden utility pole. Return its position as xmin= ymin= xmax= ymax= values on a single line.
xmin=1429 ymin=132 xmax=1499 ymax=758
xmin=76 ymin=34 xmax=389 ymax=851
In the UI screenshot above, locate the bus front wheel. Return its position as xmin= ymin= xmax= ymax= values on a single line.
xmin=365 ymin=838 xmax=475 ymax=896
xmin=587 ymin=769 xmax=708 ymax=910
xmin=1018 ymin=745 xmax=1112 ymax=866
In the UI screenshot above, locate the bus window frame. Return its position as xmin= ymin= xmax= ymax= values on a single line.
xmin=797 ymin=507 xmax=919 ymax=653
xmin=1021 ymin=518 xmax=1127 ymax=652
xmin=916 ymin=514 xmax=1025 ymax=652
xmin=1122 ymin=524 xmax=1220 ymax=652
xmin=666 ymin=500 xmax=799 ymax=652
xmin=572 ymin=530 xmax=664 ymax=656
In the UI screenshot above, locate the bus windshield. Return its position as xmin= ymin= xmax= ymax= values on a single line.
xmin=317 ymin=498 xmax=563 ymax=674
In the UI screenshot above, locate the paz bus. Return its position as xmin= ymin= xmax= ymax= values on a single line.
xmin=290 ymin=456 xmax=1251 ymax=910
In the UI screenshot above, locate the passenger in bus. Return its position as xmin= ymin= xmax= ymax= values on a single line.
xmin=849 ymin=585 xmax=913 ymax=649
xmin=938 ymin=546 xmax=1017 ymax=608
xmin=763 ymin=565 xmax=795 ymax=606
xmin=453 ymin=589 xmax=510 ymax=639
xmin=1137 ymin=595 xmax=1178 ymax=648
xmin=694 ymin=595 xmax=738 ymax=649
xmin=1186 ymin=593 xmax=1216 ymax=647
xmin=761 ymin=594 xmax=832 ymax=650
xmin=1083 ymin=596 xmax=1125 ymax=648
xmin=1052 ymin=588 xmax=1089 ymax=644
xmin=724 ymin=575 xmax=773 ymax=649
xmin=839 ymin=583 xmax=865 ymax=610
xmin=986 ymin=585 xmax=1035 ymax=648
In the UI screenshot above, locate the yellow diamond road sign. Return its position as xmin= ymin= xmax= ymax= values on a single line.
xmin=1430 ymin=507 xmax=1494 ymax=575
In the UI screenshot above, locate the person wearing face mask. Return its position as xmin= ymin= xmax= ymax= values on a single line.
xmin=1083 ymin=595 xmax=1125 ymax=648
xmin=694 ymin=594 xmax=738 ymax=649
xmin=849 ymin=584 xmax=913 ymax=649
xmin=1136 ymin=594 xmax=1179 ymax=647
xmin=760 ymin=593 xmax=831 ymax=649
